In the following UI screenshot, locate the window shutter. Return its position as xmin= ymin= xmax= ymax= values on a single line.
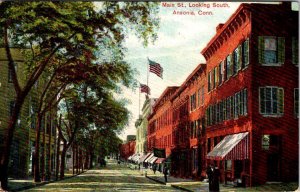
xmin=238 ymin=45 xmax=242 ymax=70
xmin=277 ymin=37 xmax=285 ymax=63
xmin=258 ymin=36 xmax=264 ymax=64
xmin=278 ymin=88 xmax=284 ymax=114
xmin=292 ymin=37 xmax=299 ymax=65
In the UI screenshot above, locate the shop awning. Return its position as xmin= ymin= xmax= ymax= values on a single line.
xmin=138 ymin=153 xmax=151 ymax=163
xmin=155 ymin=158 xmax=165 ymax=164
xmin=207 ymin=132 xmax=249 ymax=160
xmin=133 ymin=154 xmax=141 ymax=162
xmin=127 ymin=155 xmax=133 ymax=160
xmin=149 ymin=156 xmax=158 ymax=164
xmin=144 ymin=153 xmax=154 ymax=163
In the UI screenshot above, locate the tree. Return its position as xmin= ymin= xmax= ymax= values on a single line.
xmin=0 ymin=1 xmax=159 ymax=190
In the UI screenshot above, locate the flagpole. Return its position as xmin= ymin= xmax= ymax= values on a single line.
xmin=147 ymin=57 xmax=149 ymax=98
xmin=138 ymin=85 xmax=141 ymax=117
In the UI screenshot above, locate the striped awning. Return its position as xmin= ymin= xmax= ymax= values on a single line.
xmin=207 ymin=132 xmax=249 ymax=160
xmin=138 ymin=153 xmax=151 ymax=163
xmin=149 ymin=156 xmax=158 ymax=164
xmin=144 ymin=153 xmax=154 ymax=163
xmin=155 ymin=158 xmax=165 ymax=164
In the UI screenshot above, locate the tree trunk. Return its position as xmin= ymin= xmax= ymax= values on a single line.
xmin=72 ymin=144 xmax=75 ymax=175
xmin=0 ymin=97 xmax=24 ymax=190
xmin=55 ymin=134 xmax=60 ymax=181
xmin=41 ymin=122 xmax=46 ymax=181
xmin=60 ymin=145 xmax=67 ymax=180
xmin=89 ymin=152 xmax=93 ymax=169
xmin=47 ymin=115 xmax=52 ymax=181
xmin=76 ymin=145 xmax=79 ymax=174
xmin=34 ymin=114 xmax=43 ymax=182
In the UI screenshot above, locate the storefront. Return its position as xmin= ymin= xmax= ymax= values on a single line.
xmin=207 ymin=132 xmax=250 ymax=187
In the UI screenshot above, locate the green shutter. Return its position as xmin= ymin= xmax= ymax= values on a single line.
xmin=277 ymin=37 xmax=285 ymax=63
xmin=278 ymin=88 xmax=284 ymax=114
xmin=258 ymin=36 xmax=264 ymax=64
xmin=292 ymin=37 xmax=299 ymax=65
xmin=238 ymin=45 xmax=242 ymax=70
xmin=244 ymin=39 xmax=249 ymax=66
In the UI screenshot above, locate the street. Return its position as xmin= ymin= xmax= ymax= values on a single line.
xmin=26 ymin=160 xmax=181 ymax=192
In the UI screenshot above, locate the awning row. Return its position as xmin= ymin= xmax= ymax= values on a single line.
xmin=128 ymin=152 xmax=166 ymax=164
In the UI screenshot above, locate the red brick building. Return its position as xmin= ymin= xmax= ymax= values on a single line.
xmin=147 ymin=87 xmax=178 ymax=168
xmin=202 ymin=2 xmax=298 ymax=186
xmin=119 ymin=140 xmax=136 ymax=161
xmin=146 ymin=2 xmax=298 ymax=187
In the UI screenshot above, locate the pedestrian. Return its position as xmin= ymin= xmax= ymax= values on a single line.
xmin=163 ymin=166 xmax=168 ymax=183
xmin=212 ymin=166 xmax=220 ymax=192
xmin=206 ymin=164 xmax=214 ymax=191
xmin=152 ymin=164 xmax=157 ymax=174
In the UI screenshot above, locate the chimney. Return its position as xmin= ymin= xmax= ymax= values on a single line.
xmin=216 ymin=23 xmax=224 ymax=33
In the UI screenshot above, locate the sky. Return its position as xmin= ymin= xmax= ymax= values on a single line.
xmin=116 ymin=1 xmax=298 ymax=141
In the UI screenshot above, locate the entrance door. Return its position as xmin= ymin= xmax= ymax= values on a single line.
xmin=267 ymin=154 xmax=280 ymax=181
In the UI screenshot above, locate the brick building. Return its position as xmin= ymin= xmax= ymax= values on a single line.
xmin=146 ymin=2 xmax=298 ymax=187
xmin=202 ymin=2 xmax=298 ymax=186
xmin=119 ymin=140 xmax=136 ymax=161
xmin=147 ymin=87 xmax=178 ymax=169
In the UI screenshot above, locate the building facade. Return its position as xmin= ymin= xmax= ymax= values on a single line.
xmin=135 ymin=98 xmax=156 ymax=154
xmin=0 ymin=48 xmax=57 ymax=179
xmin=202 ymin=2 xmax=298 ymax=186
xmin=146 ymin=2 xmax=298 ymax=187
xmin=119 ymin=140 xmax=136 ymax=161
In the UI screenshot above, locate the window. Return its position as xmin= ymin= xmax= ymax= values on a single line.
xmin=214 ymin=67 xmax=218 ymax=88
xmin=259 ymin=87 xmax=284 ymax=116
xmin=243 ymin=38 xmax=249 ymax=67
xmin=262 ymin=135 xmax=280 ymax=150
xmin=226 ymin=54 xmax=232 ymax=79
xmin=262 ymin=135 xmax=270 ymax=150
xmin=258 ymin=36 xmax=285 ymax=65
xmin=208 ymin=71 xmax=211 ymax=92
xmin=190 ymin=93 xmax=196 ymax=111
xmin=218 ymin=61 xmax=224 ymax=85
xmin=292 ymin=37 xmax=298 ymax=65
xmin=233 ymin=45 xmax=242 ymax=75
xmin=295 ymin=88 xmax=299 ymax=117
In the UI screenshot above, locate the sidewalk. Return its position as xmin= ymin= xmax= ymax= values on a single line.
xmin=144 ymin=169 xmax=208 ymax=192
xmin=144 ymin=168 xmax=299 ymax=192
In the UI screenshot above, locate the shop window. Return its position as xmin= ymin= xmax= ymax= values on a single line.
xmin=225 ymin=160 xmax=232 ymax=171
xmin=262 ymin=135 xmax=280 ymax=150
xmin=258 ymin=36 xmax=285 ymax=65
xmin=259 ymin=87 xmax=284 ymax=116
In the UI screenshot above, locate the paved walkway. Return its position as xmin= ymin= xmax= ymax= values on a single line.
xmin=140 ymin=166 xmax=298 ymax=192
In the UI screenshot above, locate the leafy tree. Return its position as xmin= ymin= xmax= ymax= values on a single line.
xmin=0 ymin=1 xmax=159 ymax=190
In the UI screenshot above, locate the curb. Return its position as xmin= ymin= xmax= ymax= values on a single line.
xmin=145 ymin=175 xmax=194 ymax=192
xmin=170 ymin=184 xmax=193 ymax=192
xmin=11 ymin=170 xmax=87 ymax=192
xmin=145 ymin=175 xmax=166 ymax=185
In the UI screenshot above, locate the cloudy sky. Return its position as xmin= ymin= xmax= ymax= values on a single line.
xmin=118 ymin=1 xmax=298 ymax=141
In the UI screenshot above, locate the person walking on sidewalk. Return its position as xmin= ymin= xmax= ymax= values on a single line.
xmin=206 ymin=164 xmax=214 ymax=191
xmin=152 ymin=164 xmax=157 ymax=174
xmin=163 ymin=166 xmax=169 ymax=183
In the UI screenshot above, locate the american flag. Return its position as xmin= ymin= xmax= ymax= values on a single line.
xmin=148 ymin=59 xmax=163 ymax=78
xmin=140 ymin=83 xmax=150 ymax=95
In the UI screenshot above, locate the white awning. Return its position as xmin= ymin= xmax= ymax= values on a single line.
xmin=149 ymin=156 xmax=158 ymax=164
